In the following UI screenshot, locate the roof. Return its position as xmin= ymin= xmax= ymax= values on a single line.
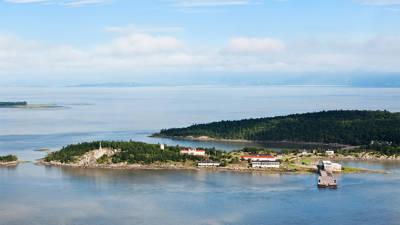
xmin=240 ymin=155 xmax=276 ymax=158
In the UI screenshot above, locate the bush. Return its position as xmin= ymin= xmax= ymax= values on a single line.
xmin=0 ymin=155 xmax=18 ymax=162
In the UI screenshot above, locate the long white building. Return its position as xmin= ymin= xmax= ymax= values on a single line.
xmin=198 ymin=162 xmax=220 ymax=167
xmin=180 ymin=148 xmax=206 ymax=156
xmin=320 ymin=160 xmax=342 ymax=172
xmin=252 ymin=161 xmax=280 ymax=168
xmin=240 ymin=155 xmax=277 ymax=162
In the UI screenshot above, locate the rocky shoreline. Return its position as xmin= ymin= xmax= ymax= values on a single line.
xmin=35 ymin=160 xmax=316 ymax=174
xmin=151 ymin=134 xmax=253 ymax=143
xmin=0 ymin=161 xmax=19 ymax=167
xmin=35 ymin=158 xmax=388 ymax=174
xmin=152 ymin=135 xmax=352 ymax=148
xmin=306 ymin=152 xmax=400 ymax=161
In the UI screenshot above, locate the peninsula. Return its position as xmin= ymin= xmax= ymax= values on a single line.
xmin=153 ymin=110 xmax=400 ymax=155
xmin=37 ymin=141 xmax=387 ymax=174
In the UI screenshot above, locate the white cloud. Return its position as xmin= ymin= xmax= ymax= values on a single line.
xmin=166 ymin=0 xmax=262 ymax=13
xmin=3 ymin=0 xmax=106 ymax=6
xmin=4 ymin=0 xmax=46 ymax=3
xmin=354 ymin=0 xmax=400 ymax=5
xmin=62 ymin=0 xmax=103 ymax=6
xmin=385 ymin=7 xmax=400 ymax=11
xmin=106 ymin=24 xmax=184 ymax=34
xmin=1 ymin=31 xmax=400 ymax=75
xmin=95 ymin=33 xmax=184 ymax=55
xmin=174 ymin=1 xmax=250 ymax=7
xmin=223 ymin=37 xmax=286 ymax=54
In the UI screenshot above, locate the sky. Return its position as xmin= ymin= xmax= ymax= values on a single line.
xmin=0 ymin=0 xmax=400 ymax=85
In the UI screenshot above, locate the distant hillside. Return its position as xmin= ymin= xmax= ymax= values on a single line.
xmin=155 ymin=110 xmax=400 ymax=146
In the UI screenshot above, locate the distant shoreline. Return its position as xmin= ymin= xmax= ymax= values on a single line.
xmin=0 ymin=104 xmax=61 ymax=109
xmin=151 ymin=134 xmax=352 ymax=149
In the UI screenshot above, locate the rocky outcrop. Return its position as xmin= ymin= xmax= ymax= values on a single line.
xmin=308 ymin=152 xmax=400 ymax=161
xmin=37 ymin=148 xmax=119 ymax=168
xmin=77 ymin=148 xmax=118 ymax=167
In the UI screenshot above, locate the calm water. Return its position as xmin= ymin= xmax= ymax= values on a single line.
xmin=1 ymin=86 xmax=400 ymax=225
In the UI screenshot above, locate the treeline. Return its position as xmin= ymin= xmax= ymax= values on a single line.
xmin=156 ymin=110 xmax=400 ymax=146
xmin=238 ymin=144 xmax=400 ymax=156
xmin=355 ymin=143 xmax=400 ymax=156
xmin=45 ymin=141 xmax=228 ymax=164
xmin=0 ymin=155 xmax=18 ymax=162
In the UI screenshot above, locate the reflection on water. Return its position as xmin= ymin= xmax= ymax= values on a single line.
xmin=0 ymin=164 xmax=18 ymax=171
xmin=0 ymin=161 xmax=400 ymax=225
xmin=2 ymin=86 xmax=400 ymax=225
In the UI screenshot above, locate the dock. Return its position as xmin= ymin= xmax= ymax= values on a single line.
xmin=317 ymin=165 xmax=338 ymax=189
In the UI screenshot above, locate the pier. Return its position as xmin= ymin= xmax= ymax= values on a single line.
xmin=317 ymin=162 xmax=338 ymax=189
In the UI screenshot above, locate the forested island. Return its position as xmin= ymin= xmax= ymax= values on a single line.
xmin=38 ymin=141 xmax=388 ymax=174
xmin=154 ymin=110 xmax=400 ymax=155
xmin=0 ymin=155 xmax=19 ymax=166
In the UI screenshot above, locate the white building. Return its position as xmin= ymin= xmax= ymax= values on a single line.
xmin=180 ymin=148 xmax=206 ymax=156
xmin=198 ymin=162 xmax=220 ymax=167
xmin=240 ymin=155 xmax=277 ymax=162
xmin=320 ymin=160 xmax=342 ymax=172
xmin=252 ymin=161 xmax=280 ymax=168
xmin=160 ymin=144 xmax=165 ymax=150
xmin=326 ymin=150 xmax=335 ymax=155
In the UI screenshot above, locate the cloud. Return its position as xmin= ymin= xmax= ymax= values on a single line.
xmin=166 ymin=0 xmax=262 ymax=14
xmin=223 ymin=37 xmax=286 ymax=54
xmin=62 ymin=0 xmax=104 ymax=6
xmin=94 ymin=33 xmax=184 ymax=55
xmin=385 ymin=7 xmax=400 ymax=11
xmin=4 ymin=0 xmax=47 ymax=3
xmin=106 ymin=24 xmax=184 ymax=34
xmin=3 ymin=0 xmax=106 ymax=6
xmin=1 ymin=31 xmax=400 ymax=75
xmin=354 ymin=0 xmax=400 ymax=5
xmin=173 ymin=0 xmax=250 ymax=7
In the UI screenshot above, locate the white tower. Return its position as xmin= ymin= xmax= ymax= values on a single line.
xmin=99 ymin=142 xmax=102 ymax=150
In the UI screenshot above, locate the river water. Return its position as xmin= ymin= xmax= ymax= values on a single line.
xmin=1 ymin=86 xmax=400 ymax=225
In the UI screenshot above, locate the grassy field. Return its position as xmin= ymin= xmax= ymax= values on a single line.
xmin=301 ymin=159 xmax=312 ymax=165
xmin=342 ymin=166 xmax=389 ymax=174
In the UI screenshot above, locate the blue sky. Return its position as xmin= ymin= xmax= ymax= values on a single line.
xmin=0 ymin=0 xmax=400 ymax=85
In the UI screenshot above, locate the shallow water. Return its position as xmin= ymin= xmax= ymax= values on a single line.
xmin=1 ymin=86 xmax=400 ymax=225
